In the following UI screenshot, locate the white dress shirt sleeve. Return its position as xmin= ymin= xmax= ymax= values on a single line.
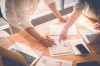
xmin=44 ymin=0 xmax=55 ymax=5
xmin=5 ymin=0 xmax=40 ymax=30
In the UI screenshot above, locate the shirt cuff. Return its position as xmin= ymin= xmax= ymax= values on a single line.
xmin=18 ymin=19 xmax=34 ymax=30
xmin=44 ymin=0 xmax=55 ymax=5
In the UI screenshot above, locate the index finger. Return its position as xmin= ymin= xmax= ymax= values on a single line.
xmin=59 ymin=36 xmax=62 ymax=43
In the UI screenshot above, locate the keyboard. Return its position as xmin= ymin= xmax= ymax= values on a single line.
xmin=10 ymin=48 xmax=36 ymax=66
xmin=85 ymin=34 xmax=96 ymax=41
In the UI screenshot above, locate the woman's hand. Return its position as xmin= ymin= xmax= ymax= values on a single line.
xmin=59 ymin=15 xmax=69 ymax=22
xmin=59 ymin=28 xmax=68 ymax=43
xmin=94 ymin=22 xmax=100 ymax=30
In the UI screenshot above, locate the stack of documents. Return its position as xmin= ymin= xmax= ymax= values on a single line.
xmin=36 ymin=56 xmax=72 ymax=66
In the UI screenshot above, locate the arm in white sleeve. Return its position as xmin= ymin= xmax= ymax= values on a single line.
xmin=44 ymin=0 xmax=54 ymax=5
xmin=5 ymin=0 xmax=39 ymax=30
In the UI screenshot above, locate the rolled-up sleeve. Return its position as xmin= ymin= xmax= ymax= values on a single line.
xmin=73 ymin=0 xmax=85 ymax=10
xmin=44 ymin=0 xmax=55 ymax=5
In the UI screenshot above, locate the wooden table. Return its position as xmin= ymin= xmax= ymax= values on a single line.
xmin=0 ymin=14 xmax=100 ymax=66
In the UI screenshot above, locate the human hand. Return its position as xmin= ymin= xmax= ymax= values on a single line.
xmin=59 ymin=15 xmax=69 ymax=22
xmin=59 ymin=29 xmax=68 ymax=43
xmin=94 ymin=22 xmax=100 ymax=30
xmin=40 ymin=37 xmax=54 ymax=47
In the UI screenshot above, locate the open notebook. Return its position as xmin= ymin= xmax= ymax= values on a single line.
xmin=0 ymin=42 xmax=43 ymax=66
xmin=48 ymin=38 xmax=91 ymax=56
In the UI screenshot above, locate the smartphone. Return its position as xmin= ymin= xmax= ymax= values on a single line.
xmin=76 ymin=44 xmax=89 ymax=54
xmin=77 ymin=61 xmax=100 ymax=66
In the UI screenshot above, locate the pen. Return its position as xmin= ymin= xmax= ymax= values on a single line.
xmin=46 ymin=35 xmax=57 ymax=46
xmin=49 ymin=35 xmax=59 ymax=36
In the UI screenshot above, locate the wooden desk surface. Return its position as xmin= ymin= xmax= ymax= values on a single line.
xmin=0 ymin=14 xmax=100 ymax=66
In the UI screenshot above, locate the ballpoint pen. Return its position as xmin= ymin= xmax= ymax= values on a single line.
xmin=46 ymin=35 xmax=57 ymax=46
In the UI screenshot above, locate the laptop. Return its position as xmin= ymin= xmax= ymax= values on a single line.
xmin=79 ymin=29 xmax=100 ymax=44
xmin=0 ymin=42 xmax=43 ymax=66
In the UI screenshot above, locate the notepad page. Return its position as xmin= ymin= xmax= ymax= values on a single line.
xmin=49 ymin=24 xmax=77 ymax=35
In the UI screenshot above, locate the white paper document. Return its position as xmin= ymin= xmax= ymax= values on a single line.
xmin=35 ymin=56 xmax=72 ymax=66
xmin=48 ymin=38 xmax=91 ymax=56
xmin=48 ymin=39 xmax=73 ymax=56
xmin=49 ymin=24 xmax=77 ymax=35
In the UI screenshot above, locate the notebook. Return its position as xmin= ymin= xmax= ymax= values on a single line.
xmin=79 ymin=29 xmax=100 ymax=44
xmin=0 ymin=42 xmax=43 ymax=66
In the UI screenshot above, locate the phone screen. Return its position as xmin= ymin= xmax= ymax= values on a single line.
xmin=76 ymin=44 xmax=89 ymax=54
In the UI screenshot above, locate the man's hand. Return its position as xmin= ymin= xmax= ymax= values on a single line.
xmin=25 ymin=27 xmax=54 ymax=47
xmin=94 ymin=22 xmax=100 ymax=30
xmin=40 ymin=38 xmax=54 ymax=47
